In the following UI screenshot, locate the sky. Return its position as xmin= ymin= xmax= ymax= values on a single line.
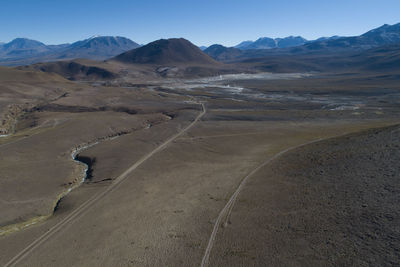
xmin=0 ymin=0 xmax=399 ymax=46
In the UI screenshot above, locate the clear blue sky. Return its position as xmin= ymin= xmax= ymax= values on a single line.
xmin=1 ymin=0 xmax=399 ymax=46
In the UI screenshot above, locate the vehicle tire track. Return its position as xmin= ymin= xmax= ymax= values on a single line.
xmin=5 ymin=103 xmax=206 ymax=267
xmin=200 ymin=135 xmax=350 ymax=267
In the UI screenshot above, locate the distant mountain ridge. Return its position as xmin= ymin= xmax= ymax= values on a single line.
xmin=54 ymin=36 xmax=140 ymax=60
xmin=232 ymin=23 xmax=400 ymax=51
xmin=0 ymin=38 xmax=50 ymax=58
xmin=204 ymin=23 xmax=400 ymax=62
xmin=0 ymin=36 xmax=140 ymax=66
xmin=236 ymin=36 xmax=308 ymax=50
xmin=315 ymin=36 xmax=342 ymax=42
xmin=234 ymin=41 xmax=253 ymax=49
xmin=298 ymin=23 xmax=400 ymax=52
xmin=233 ymin=35 xmax=351 ymax=50
xmin=1 ymin=22 xmax=400 ymax=66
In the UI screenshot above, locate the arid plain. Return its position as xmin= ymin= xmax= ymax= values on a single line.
xmin=0 ymin=54 xmax=399 ymax=267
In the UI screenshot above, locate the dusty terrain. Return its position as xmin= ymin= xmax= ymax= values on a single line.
xmin=0 ymin=66 xmax=399 ymax=266
xmin=208 ymin=124 xmax=400 ymax=267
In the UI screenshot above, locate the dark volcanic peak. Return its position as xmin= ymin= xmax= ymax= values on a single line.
xmin=113 ymin=38 xmax=217 ymax=65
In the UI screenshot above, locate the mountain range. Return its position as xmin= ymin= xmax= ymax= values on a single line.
xmin=20 ymin=38 xmax=224 ymax=80
xmin=16 ymin=36 xmax=400 ymax=82
xmin=0 ymin=36 xmax=140 ymax=66
xmin=1 ymin=23 xmax=400 ymax=68
xmin=230 ymin=22 xmax=400 ymax=51
xmin=204 ymin=23 xmax=400 ymax=62
xmin=235 ymin=36 xmax=308 ymax=49
xmin=298 ymin=23 xmax=400 ymax=51
xmin=233 ymin=36 xmax=343 ymax=50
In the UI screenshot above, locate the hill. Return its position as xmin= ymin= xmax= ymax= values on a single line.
xmin=235 ymin=43 xmax=400 ymax=73
xmin=0 ymin=66 xmax=67 ymax=83
xmin=203 ymin=45 xmax=243 ymax=61
xmin=0 ymin=66 xmax=71 ymax=134
xmin=17 ymin=60 xmax=118 ymax=81
xmin=113 ymin=38 xmax=218 ymax=65
xmin=348 ymin=44 xmax=400 ymax=71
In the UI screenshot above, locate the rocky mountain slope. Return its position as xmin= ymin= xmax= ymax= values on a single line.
xmin=113 ymin=38 xmax=217 ymax=65
xmin=0 ymin=36 xmax=140 ymax=66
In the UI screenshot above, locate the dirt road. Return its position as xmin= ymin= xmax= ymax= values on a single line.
xmin=4 ymin=103 xmax=206 ymax=267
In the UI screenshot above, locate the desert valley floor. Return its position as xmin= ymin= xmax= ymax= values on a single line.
xmin=0 ymin=68 xmax=399 ymax=266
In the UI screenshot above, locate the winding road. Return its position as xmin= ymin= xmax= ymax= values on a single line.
xmin=4 ymin=103 xmax=206 ymax=267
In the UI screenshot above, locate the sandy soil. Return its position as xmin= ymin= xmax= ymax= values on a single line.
xmin=208 ymin=124 xmax=400 ymax=267
xmin=0 ymin=73 xmax=199 ymax=230
xmin=1 ymin=116 xmax=397 ymax=266
xmin=0 ymin=111 xmax=172 ymax=227
xmin=0 ymin=69 xmax=399 ymax=266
